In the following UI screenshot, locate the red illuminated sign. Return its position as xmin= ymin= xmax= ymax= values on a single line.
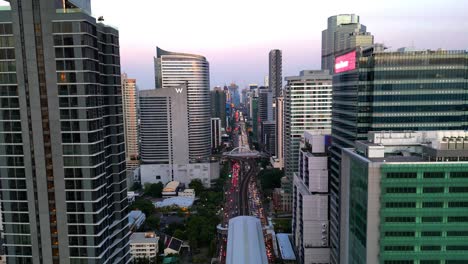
xmin=334 ymin=51 xmax=356 ymax=73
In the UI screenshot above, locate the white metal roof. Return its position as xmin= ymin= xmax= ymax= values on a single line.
xmin=226 ymin=216 xmax=268 ymax=264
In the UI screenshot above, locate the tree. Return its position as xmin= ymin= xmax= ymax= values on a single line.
xmin=173 ymin=229 xmax=186 ymax=240
xmin=273 ymin=218 xmax=292 ymax=233
xmin=145 ymin=215 xmax=160 ymax=230
xmin=258 ymin=168 xmax=283 ymax=191
xmin=130 ymin=198 xmax=155 ymax=216
xmin=130 ymin=182 xmax=142 ymax=191
xmin=188 ymin=179 xmax=204 ymax=195
xmin=144 ymin=182 xmax=164 ymax=198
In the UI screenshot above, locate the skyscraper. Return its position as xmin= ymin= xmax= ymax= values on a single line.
xmin=210 ymin=87 xmax=227 ymax=128
xmin=283 ymin=70 xmax=332 ymax=211
xmin=228 ymin=83 xmax=240 ymax=107
xmin=261 ymin=121 xmax=276 ymax=156
xmin=122 ymin=74 xmax=139 ymax=173
xmin=258 ymin=87 xmax=275 ymax=153
xmin=154 ymin=47 xmax=211 ymax=163
xmin=139 ymin=85 xmax=188 ymax=166
xmin=258 ymin=87 xmax=274 ymax=123
xmin=139 ymin=85 xmax=219 ymax=187
xmin=271 ymin=96 xmax=284 ymax=169
xmin=330 ymin=46 xmax=468 ymax=263
xmin=0 ymin=1 xmax=130 ymax=263
xmin=340 ymin=131 xmax=468 ymax=264
xmin=321 ymin=14 xmax=373 ymax=73
xmin=269 ymin=49 xmax=282 ymax=97
xmin=270 ymin=49 xmax=284 ymax=168
xmin=211 ymin=118 xmax=222 ymax=150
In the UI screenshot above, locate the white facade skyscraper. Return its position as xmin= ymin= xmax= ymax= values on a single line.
xmin=283 ymin=70 xmax=332 ymax=211
xmin=154 ymin=47 xmax=211 ymax=163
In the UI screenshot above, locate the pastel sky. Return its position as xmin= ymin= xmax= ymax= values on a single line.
xmin=2 ymin=0 xmax=468 ymax=89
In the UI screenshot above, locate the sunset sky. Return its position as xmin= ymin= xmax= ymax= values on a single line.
xmin=2 ymin=0 xmax=468 ymax=89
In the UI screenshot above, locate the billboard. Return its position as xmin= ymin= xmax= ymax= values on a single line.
xmin=334 ymin=51 xmax=356 ymax=73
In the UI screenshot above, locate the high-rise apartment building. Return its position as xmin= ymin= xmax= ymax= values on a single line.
xmin=283 ymin=70 xmax=332 ymax=210
xmin=321 ymin=14 xmax=373 ymax=73
xmin=330 ymin=46 xmax=468 ymax=264
xmin=293 ymin=131 xmax=331 ymax=264
xmin=122 ymin=74 xmax=139 ymax=173
xmin=0 ymin=1 xmax=130 ymax=263
xmin=210 ymin=87 xmax=227 ymax=128
xmin=269 ymin=49 xmax=282 ymax=97
xmin=340 ymin=131 xmax=468 ymax=264
xmin=154 ymin=47 xmax=211 ymax=163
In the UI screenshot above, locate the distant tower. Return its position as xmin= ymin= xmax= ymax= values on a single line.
xmin=122 ymin=74 xmax=139 ymax=173
xmin=321 ymin=14 xmax=373 ymax=73
xmin=269 ymin=49 xmax=282 ymax=97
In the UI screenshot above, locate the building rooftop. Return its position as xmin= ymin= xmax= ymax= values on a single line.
xmin=156 ymin=47 xmax=206 ymax=60
xmin=276 ymin=234 xmax=296 ymax=261
xmin=128 ymin=210 xmax=145 ymax=223
xmin=163 ymin=181 xmax=180 ymax=192
xmin=154 ymin=197 xmax=194 ymax=208
xmin=285 ymin=70 xmax=331 ymax=82
xmin=352 ymin=130 xmax=468 ymax=163
xmin=130 ymin=232 xmax=159 ymax=244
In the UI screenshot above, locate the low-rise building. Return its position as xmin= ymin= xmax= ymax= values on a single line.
xmin=129 ymin=210 xmax=146 ymax=231
xmin=130 ymin=232 xmax=159 ymax=260
xmin=127 ymin=191 xmax=139 ymax=204
xmin=178 ymin=189 xmax=195 ymax=198
xmin=162 ymin=181 xmax=181 ymax=197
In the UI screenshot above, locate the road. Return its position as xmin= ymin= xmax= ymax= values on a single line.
xmin=218 ymin=118 xmax=275 ymax=263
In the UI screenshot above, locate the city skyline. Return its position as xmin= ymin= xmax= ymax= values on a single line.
xmin=96 ymin=0 xmax=466 ymax=88
xmin=0 ymin=1 xmax=466 ymax=88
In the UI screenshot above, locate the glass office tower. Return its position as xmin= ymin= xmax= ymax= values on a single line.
xmin=0 ymin=1 xmax=130 ymax=263
xmin=329 ymin=45 xmax=468 ymax=264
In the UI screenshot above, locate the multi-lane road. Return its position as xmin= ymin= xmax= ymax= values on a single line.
xmin=219 ymin=119 xmax=275 ymax=263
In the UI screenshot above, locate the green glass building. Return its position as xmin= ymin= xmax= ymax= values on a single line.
xmin=340 ymin=131 xmax=468 ymax=264
xmin=330 ymin=46 xmax=468 ymax=263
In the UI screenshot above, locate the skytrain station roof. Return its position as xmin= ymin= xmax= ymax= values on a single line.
xmin=226 ymin=216 xmax=268 ymax=264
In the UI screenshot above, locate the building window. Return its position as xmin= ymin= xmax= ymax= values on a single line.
xmin=386 ymin=172 xmax=417 ymax=179
xmin=421 ymin=217 xmax=442 ymax=223
xmin=423 ymin=187 xmax=444 ymax=193
xmin=423 ymin=172 xmax=445 ymax=178
xmin=450 ymin=172 xmax=468 ymax=178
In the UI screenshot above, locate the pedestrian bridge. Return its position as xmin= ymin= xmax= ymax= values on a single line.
xmin=223 ymin=147 xmax=261 ymax=158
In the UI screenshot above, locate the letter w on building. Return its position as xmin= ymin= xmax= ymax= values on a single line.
xmin=175 ymin=88 xmax=183 ymax=93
